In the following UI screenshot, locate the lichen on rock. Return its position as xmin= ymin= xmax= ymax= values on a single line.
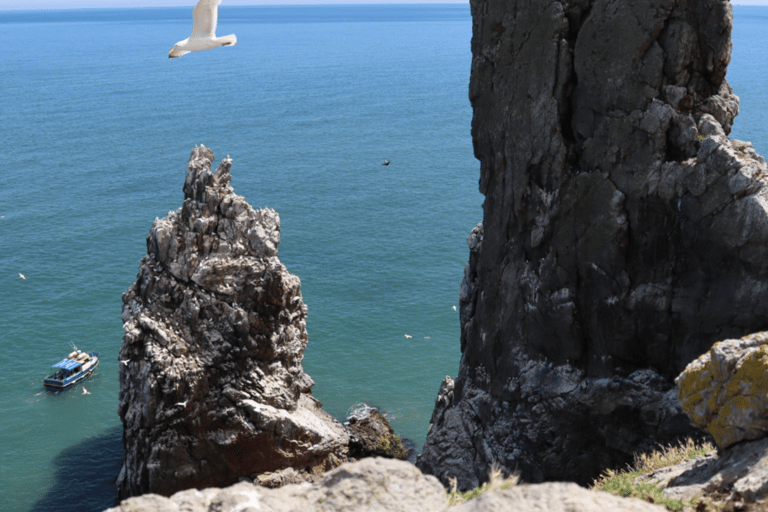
xmin=676 ymin=332 xmax=768 ymax=448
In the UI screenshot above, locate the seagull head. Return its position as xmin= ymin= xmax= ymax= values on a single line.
xmin=169 ymin=38 xmax=188 ymax=59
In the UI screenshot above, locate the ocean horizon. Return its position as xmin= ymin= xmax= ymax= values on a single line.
xmin=0 ymin=4 xmax=766 ymax=512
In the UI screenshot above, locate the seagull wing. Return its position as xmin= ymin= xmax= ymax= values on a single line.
xmin=190 ymin=0 xmax=221 ymax=39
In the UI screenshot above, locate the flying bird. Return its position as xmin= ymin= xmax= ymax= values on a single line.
xmin=175 ymin=400 xmax=189 ymax=408
xmin=119 ymin=359 xmax=130 ymax=366
xmin=404 ymin=334 xmax=412 ymax=339
xmin=169 ymin=0 xmax=237 ymax=59
xmin=382 ymin=159 xmax=390 ymax=166
xmin=18 ymin=273 xmax=25 ymax=280
xmin=82 ymin=387 xmax=91 ymax=395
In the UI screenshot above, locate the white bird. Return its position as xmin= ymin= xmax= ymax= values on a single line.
xmin=18 ymin=273 xmax=25 ymax=279
xmin=119 ymin=359 xmax=130 ymax=366
xmin=169 ymin=0 xmax=237 ymax=59
xmin=175 ymin=400 xmax=189 ymax=408
xmin=82 ymin=387 xmax=90 ymax=395
xmin=404 ymin=334 xmax=412 ymax=338
xmin=452 ymin=305 xmax=457 ymax=311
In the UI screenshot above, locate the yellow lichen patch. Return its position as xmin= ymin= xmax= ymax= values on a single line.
xmin=677 ymin=339 xmax=768 ymax=448
xmin=677 ymin=354 xmax=716 ymax=426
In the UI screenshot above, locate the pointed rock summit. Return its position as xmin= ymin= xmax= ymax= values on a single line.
xmin=117 ymin=146 xmax=352 ymax=498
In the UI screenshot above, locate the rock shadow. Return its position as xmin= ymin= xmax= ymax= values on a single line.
xmin=30 ymin=425 xmax=123 ymax=512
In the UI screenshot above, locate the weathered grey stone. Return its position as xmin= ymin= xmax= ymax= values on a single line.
xmin=117 ymin=146 xmax=352 ymax=499
xmin=105 ymin=458 xmax=675 ymax=512
xmin=453 ymin=482 xmax=666 ymax=512
xmin=420 ymin=0 xmax=768 ymax=491
xmin=676 ymin=332 xmax=768 ymax=448
xmin=106 ymin=458 xmax=449 ymax=512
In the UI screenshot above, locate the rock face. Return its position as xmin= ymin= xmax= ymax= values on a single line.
xmin=105 ymin=457 xmax=666 ymax=512
xmin=419 ymin=0 xmax=768 ymax=490
xmin=117 ymin=146 xmax=387 ymax=498
xmin=677 ymin=332 xmax=768 ymax=448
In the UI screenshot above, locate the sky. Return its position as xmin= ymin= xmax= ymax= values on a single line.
xmin=0 ymin=0 xmax=765 ymax=12
xmin=0 ymin=0 xmax=468 ymax=10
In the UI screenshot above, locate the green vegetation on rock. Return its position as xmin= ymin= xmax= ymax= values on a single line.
xmin=591 ymin=438 xmax=716 ymax=510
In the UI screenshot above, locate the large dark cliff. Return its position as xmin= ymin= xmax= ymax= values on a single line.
xmin=419 ymin=0 xmax=768 ymax=490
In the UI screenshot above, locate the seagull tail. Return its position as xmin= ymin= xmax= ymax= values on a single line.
xmin=219 ymin=34 xmax=237 ymax=47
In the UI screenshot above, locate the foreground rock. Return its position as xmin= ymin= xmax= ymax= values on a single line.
xmin=108 ymin=458 xmax=447 ymax=512
xmin=117 ymin=147 xmax=405 ymax=499
xmin=106 ymin=458 xmax=665 ymax=512
xmin=453 ymin=482 xmax=665 ymax=512
xmin=420 ymin=0 xmax=768 ymax=490
xmin=677 ymin=332 xmax=768 ymax=448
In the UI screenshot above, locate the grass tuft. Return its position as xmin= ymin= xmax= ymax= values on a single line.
xmin=447 ymin=466 xmax=520 ymax=506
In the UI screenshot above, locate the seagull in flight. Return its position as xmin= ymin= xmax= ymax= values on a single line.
xmin=119 ymin=359 xmax=130 ymax=366
xmin=82 ymin=387 xmax=91 ymax=395
xmin=169 ymin=0 xmax=237 ymax=59
xmin=18 ymin=273 xmax=25 ymax=280
xmin=175 ymin=400 xmax=189 ymax=408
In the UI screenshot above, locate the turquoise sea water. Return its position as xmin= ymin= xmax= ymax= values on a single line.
xmin=0 ymin=5 xmax=766 ymax=512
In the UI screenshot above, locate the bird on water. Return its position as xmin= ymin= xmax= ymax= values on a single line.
xmin=169 ymin=0 xmax=237 ymax=59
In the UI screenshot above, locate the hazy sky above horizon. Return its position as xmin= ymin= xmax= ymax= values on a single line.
xmin=1 ymin=0 xmax=767 ymax=11
xmin=0 ymin=0 xmax=466 ymax=9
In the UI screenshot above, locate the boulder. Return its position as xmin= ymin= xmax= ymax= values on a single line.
xmin=420 ymin=0 xmax=768 ymax=490
xmin=346 ymin=404 xmax=409 ymax=460
xmin=117 ymin=146 xmax=351 ymax=499
xmin=676 ymin=332 xmax=768 ymax=448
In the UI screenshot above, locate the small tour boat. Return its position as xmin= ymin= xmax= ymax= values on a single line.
xmin=44 ymin=347 xmax=99 ymax=391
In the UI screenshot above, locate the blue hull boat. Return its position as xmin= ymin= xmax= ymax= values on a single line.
xmin=44 ymin=349 xmax=99 ymax=391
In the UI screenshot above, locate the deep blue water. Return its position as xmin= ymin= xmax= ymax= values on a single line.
xmin=0 ymin=4 xmax=765 ymax=512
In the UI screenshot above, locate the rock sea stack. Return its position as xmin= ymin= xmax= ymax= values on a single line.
xmin=419 ymin=0 xmax=768 ymax=490
xmin=116 ymin=146 xmax=404 ymax=499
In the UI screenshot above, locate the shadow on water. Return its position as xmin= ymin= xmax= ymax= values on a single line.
xmin=31 ymin=426 xmax=123 ymax=512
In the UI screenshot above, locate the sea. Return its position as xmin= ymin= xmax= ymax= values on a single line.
xmin=0 ymin=4 xmax=766 ymax=512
